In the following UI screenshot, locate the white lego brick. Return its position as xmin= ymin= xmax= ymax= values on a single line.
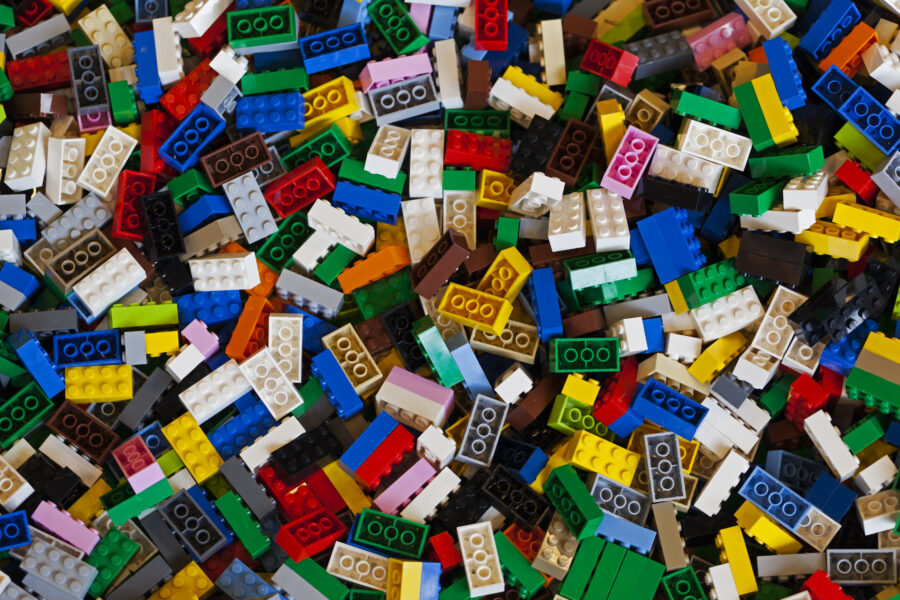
xmin=585 ymin=188 xmax=630 ymax=251
xmin=706 ymin=564 xmax=740 ymax=600
xmin=0 ymin=569 xmax=9 ymax=596
xmin=457 ymin=522 xmax=505 ymax=597
xmin=223 ymin=174 xmax=278 ymax=244
xmin=26 ymin=191 xmax=62 ymax=225
xmin=609 ymin=317 xmax=648 ymax=357
xmin=443 ymin=190 xmax=477 ymax=249
xmin=3 ymin=439 xmax=35 ymax=470
xmin=733 ymin=347 xmax=780 ymax=389
xmin=855 ymin=455 xmax=897 ymax=495
xmin=864 ymin=43 xmax=900 ymax=91
xmin=665 ymin=333 xmax=702 ymax=363
xmin=402 ymin=197 xmax=441 ymax=263
xmin=292 ymin=229 xmax=336 ymax=273
xmin=782 ymin=170 xmax=827 ymax=210
xmin=188 ymin=252 xmax=260 ymax=291
xmin=756 ymin=553 xmax=825 ymax=580
xmin=6 ymin=14 xmax=70 ymax=59
xmin=327 ymin=542 xmax=390 ymax=592
xmin=782 ymin=338 xmax=823 ymax=376
xmin=433 ymin=39 xmax=464 ymax=109
xmin=699 ymin=396 xmax=759 ymax=454
xmin=365 ymin=125 xmax=411 ymax=179
xmin=38 ymin=435 xmax=102 ymax=487
xmin=153 ymin=17 xmax=185 ymax=85
xmin=804 ymin=410 xmax=860 ymax=481
xmin=5 ymin=123 xmax=49 ymax=192
xmin=239 ymin=347 xmax=303 ymax=420
xmin=209 ymin=44 xmax=248 ymax=83
xmin=409 ymin=129 xmax=444 ymax=199
xmin=400 ymin=466 xmax=460 ymax=523
xmin=509 ymin=172 xmax=565 ymax=218
xmin=77 ymin=127 xmax=138 ymax=197
xmin=164 ymin=344 xmax=205 ymax=383
xmin=73 ymin=248 xmax=146 ymax=317
xmin=78 ymin=5 xmax=133 ymax=68
xmin=349 ymin=89 xmax=375 ymax=123
xmin=734 ymin=0 xmax=795 ymax=38
xmin=308 ymin=199 xmax=375 ymax=256
xmin=538 ymin=18 xmax=566 ymax=87
xmin=603 ymin=293 xmax=672 ymax=323
xmin=719 ymin=393 xmax=770 ymax=433
xmin=694 ymin=450 xmax=750 ymax=516
xmin=493 ymin=363 xmax=534 ymax=403
xmin=46 ymin=137 xmax=86 ymax=206
xmin=740 ymin=205 xmax=816 ymax=234
xmin=179 ymin=358 xmax=251 ymax=423
xmin=0 ymin=455 xmax=34 ymax=512
xmin=662 ymin=310 xmax=698 ymax=333
xmin=678 ymin=119 xmax=752 ymax=171
xmin=547 ymin=192 xmax=587 ymax=252
xmin=168 ymin=468 xmax=196 ymax=495
xmin=239 ymin=416 xmax=305 ymax=472
xmin=375 ymin=382 xmax=449 ymax=430
xmin=648 ymin=144 xmax=723 ymax=193
xmin=488 ymin=77 xmax=556 ymax=128
xmin=888 ymin=90 xmax=900 ymax=115
xmin=268 ymin=314 xmax=303 ymax=383
xmin=0 ymin=230 xmax=21 ymax=266
xmin=416 ymin=424 xmax=457 ymax=469
xmin=201 ymin=74 xmax=241 ymax=116
xmin=690 ymin=286 xmax=764 ymax=342
xmin=750 ymin=285 xmax=807 ymax=359
xmin=636 ymin=352 xmax=710 ymax=400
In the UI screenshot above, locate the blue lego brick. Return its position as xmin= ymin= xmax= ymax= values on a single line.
xmin=805 ymin=472 xmax=857 ymax=522
xmin=177 ymin=194 xmax=233 ymax=234
xmin=53 ymin=329 xmax=121 ymax=367
xmin=0 ymin=218 xmax=37 ymax=243
xmin=738 ymin=466 xmax=812 ymax=531
xmin=636 ymin=208 xmax=706 ymax=284
xmin=533 ymin=0 xmax=574 ymax=15
xmin=649 ymin=122 xmax=675 ymax=146
xmin=632 ymin=379 xmax=708 ymax=440
xmin=763 ymin=38 xmax=806 ymax=110
xmin=340 ymin=411 xmax=400 ymax=473
xmin=332 ymin=181 xmax=401 ymax=225
xmin=159 ymin=103 xmax=227 ymax=172
xmin=595 ymin=510 xmax=656 ymax=555
xmin=337 ymin=0 xmax=369 ymax=27
xmin=642 ymin=317 xmax=664 ymax=354
xmin=798 ymin=0 xmax=860 ymax=61
xmin=311 ymin=349 xmax=364 ymax=420
xmin=629 ymin=228 xmax=650 ymax=266
xmin=0 ymin=511 xmax=30 ymax=552
xmin=138 ymin=421 xmax=172 ymax=458
xmin=700 ymin=193 xmax=738 ymax=243
xmin=811 ymin=65 xmax=858 ymax=112
xmin=495 ymin=436 xmax=548 ymax=484
xmin=298 ymin=23 xmax=370 ymax=74
xmin=838 ymin=87 xmax=900 ymax=155
xmin=216 ymin=558 xmax=281 ymax=599
xmin=608 ymin=408 xmax=643 ymax=438
xmin=461 ymin=42 xmax=489 ymax=62
xmin=253 ymin=48 xmax=305 ymax=71
xmin=885 ymin=420 xmax=900 ymax=446
xmin=0 ymin=262 xmax=40 ymax=300
xmin=420 ymin=562 xmax=441 ymax=600
xmin=820 ymin=319 xmax=877 ymax=375
xmin=206 ymin=351 xmax=230 ymax=371
xmin=235 ymin=0 xmax=273 ymax=8
xmin=447 ymin=332 xmax=492 ymax=401
xmin=209 ymin=398 xmax=277 ymax=460
xmin=235 ymin=92 xmax=304 ymax=133
xmin=135 ymin=0 xmax=167 ymax=23
xmin=175 ymin=290 xmax=243 ymax=326
xmin=296 ymin=308 xmax=336 ymax=354
xmin=186 ymin=485 xmax=235 ymax=546
xmin=133 ymin=30 xmax=163 ymax=104
xmin=428 ymin=6 xmax=457 ymax=41
xmin=233 ymin=389 xmax=258 ymax=413
xmin=529 ymin=268 xmax=563 ymax=342
xmin=486 ymin=23 xmax=530 ymax=78
xmin=9 ymin=329 xmax=65 ymax=399
xmin=764 ymin=450 xmax=826 ymax=495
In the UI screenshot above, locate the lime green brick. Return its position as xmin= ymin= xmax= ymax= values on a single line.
xmin=215 ymin=492 xmax=270 ymax=558
xmin=241 ymin=67 xmax=309 ymax=94
xmin=835 ymin=122 xmax=887 ymax=171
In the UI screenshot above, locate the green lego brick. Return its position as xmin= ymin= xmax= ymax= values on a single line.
xmin=368 ymin=0 xmax=428 ymax=55
xmin=842 ymin=412 xmax=886 ymax=454
xmin=354 ymin=267 xmax=415 ymax=320
xmin=733 ymin=80 xmax=777 ymax=152
xmin=286 ymin=558 xmax=349 ymax=600
xmin=0 ymin=68 xmax=13 ymax=103
xmin=559 ymin=92 xmax=591 ymax=122
xmin=548 ymin=394 xmax=611 ymax=438
xmin=0 ymin=356 xmax=30 ymax=388
xmin=0 ymin=382 xmax=53 ymax=448
xmin=0 ymin=5 xmax=14 ymax=30
xmin=591 ymin=267 xmax=656 ymax=304
xmin=169 ymin=169 xmax=213 ymax=206
xmin=227 ymin=5 xmax=298 ymax=49
xmin=445 ymin=109 xmax=511 ymax=137
xmin=670 ymin=89 xmax=742 ymax=130
xmin=315 ymin=244 xmax=356 ymax=286
xmin=675 ymin=258 xmax=750 ymax=310
xmin=559 ymin=536 xmax=606 ymax=600
xmin=215 ymin=491 xmax=270 ymax=558
xmin=783 ymin=0 xmax=807 ymax=12
xmin=493 ymin=531 xmax=546 ymax=599
xmin=545 ymin=464 xmax=606 ymax=540
xmin=846 ymin=367 xmax=900 ymax=418
xmin=241 ymin=67 xmax=309 ymax=95
xmin=71 ymin=28 xmax=91 ymax=47
xmin=438 ymin=577 xmax=471 ymax=600
xmin=584 ymin=540 xmax=626 ymax=599
xmin=105 ymin=478 xmax=174 ymax=526
xmin=108 ymin=1 xmax=133 ymax=24
xmin=338 ymin=157 xmax=407 ymax=194
xmin=662 ymin=567 xmax=708 ymax=600
xmin=349 ymin=591 xmax=386 ymax=600
xmin=124 ymin=149 xmax=141 ymax=173
xmin=157 ymin=449 xmax=185 ymax=476
xmin=169 ymin=0 xmax=189 ymax=15
xmin=257 ymin=211 xmax=312 ymax=271
xmin=729 ymin=177 xmax=787 ymax=217
xmin=86 ymin=528 xmax=140 ymax=596
xmin=609 ymin=549 xmax=664 ymax=600
xmin=355 ymin=508 xmax=429 ymax=559
xmin=754 ymin=582 xmax=792 ymax=600
xmin=109 ymin=80 xmax=137 ymax=125
xmin=283 ymin=123 xmax=352 ymax=170
xmin=443 ymin=168 xmax=477 ymax=191
xmin=835 ymin=122 xmax=887 ymax=171
xmin=759 ymin=375 xmax=793 ymax=417
xmin=564 ymin=250 xmax=637 ymax=290
xmin=566 ymin=71 xmax=602 ymax=96
xmin=748 ymin=145 xmax=825 ymax=178
xmin=599 ymin=4 xmax=646 ymax=45
xmin=550 ymin=338 xmax=619 ymax=373
xmin=495 ymin=217 xmax=519 ymax=250
xmin=109 ymin=302 xmax=179 ymax=328
xmin=413 ymin=316 xmax=464 ymax=387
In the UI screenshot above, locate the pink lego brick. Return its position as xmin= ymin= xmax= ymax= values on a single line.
xmin=358 ymin=54 xmax=433 ymax=92
xmin=373 ymin=457 xmax=437 ymax=514
xmin=686 ymin=13 xmax=753 ymax=71
xmin=181 ymin=319 xmax=219 ymax=358
xmin=601 ymin=126 xmax=659 ymax=199
xmin=409 ymin=3 xmax=432 ymax=35
xmin=31 ymin=501 xmax=100 ymax=554
xmin=379 ymin=366 xmax=455 ymax=422
xmin=112 ymin=436 xmax=165 ymax=493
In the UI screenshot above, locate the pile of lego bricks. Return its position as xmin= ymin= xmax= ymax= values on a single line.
xmin=4 ymin=0 xmax=900 ymax=598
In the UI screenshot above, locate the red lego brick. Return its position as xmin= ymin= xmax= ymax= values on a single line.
xmin=112 ymin=170 xmax=157 ymax=242
xmin=593 ymin=356 xmax=638 ymax=426
xmin=264 ymin=156 xmax=336 ymax=218
xmin=580 ymin=39 xmax=640 ymax=87
xmin=503 ymin=523 xmax=544 ymax=561
xmin=301 ymin=467 xmax=347 ymax=514
xmin=111 ymin=436 xmax=157 ymax=480
xmin=802 ymin=570 xmax=852 ymax=600
xmin=427 ymin=531 xmax=462 ymax=572
xmin=201 ymin=541 xmax=260 ymax=582
xmin=354 ymin=426 xmax=416 ymax=490
xmin=444 ymin=129 xmax=513 ymax=172
xmin=275 ymin=507 xmax=347 ymax=561
xmin=835 ymin=159 xmax=878 ymax=204
xmin=16 ymin=0 xmax=53 ymax=27
xmin=785 ymin=373 xmax=829 ymax=427
xmin=474 ymin=0 xmax=508 ymax=51
xmin=160 ymin=58 xmax=217 ymax=121
xmin=7 ymin=49 xmax=70 ymax=92
xmin=141 ymin=109 xmax=178 ymax=180
xmin=258 ymin=463 xmax=325 ymax=521
xmin=817 ymin=367 xmax=844 ymax=409
xmin=187 ymin=7 xmax=230 ymax=59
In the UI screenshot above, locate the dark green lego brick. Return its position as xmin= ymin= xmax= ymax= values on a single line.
xmin=0 ymin=381 xmax=54 ymax=448
xmin=109 ymin=80 xmax=137 ymax=125
xmin=729 ymin=177 xmax=787 ymax=217
xmin=315 ymin=244 xmax=356 ymax=286
xmin=495 ymin=217 xmax=519 ymax=250
xmin=354 ymin=267 xmax=415 ymax=320
xmin=109 ymin=1 xmax=134 ymax=25
xmin=71 ymin=28 xmax=91 ymax=47
xmin=241 ymin=67 xmax=309 ymax=94
xmin=215 ymin=491 xmax=270 ymax=558
xmin=257 ymin=211 xmax=312 ymax=271
xmin=662 ymin=567 xmax=708 ymax=600
xmin=593 ymin=267 xmax=656 ymax=304
xmin=445 ymin=109 xmax=511 ymax=137
xmin=349 ymin=591 xmax=386 ymax=600
xmin=283 ymin=123 xmax=352 ymax=170
xmin=494 ymin=531 xmax=546 ymax=598
xmin=354 ymin=508 xmax=429 ymax=559
xmin=732 ymin=80 xmax=777 ymax=152
xmin=670 ymin=88 xmax=742 ymax=130
xmin=748 ymin=145 xmax=825 ymax=178
xmin=558 ymin=536 xmax=606 ymax=600
xmin=443 ymin=168 xmax=477 ymax=191
xmin=227 ymin=5 xmax=298 ymax=49
xmin=169 ymin=169 xmax=214 ymax=206
xmin=754 ymin=582 xmax=792 ymax=600
xmin=759 ymin=375 xmax=793 ymax=417
xmin=338 ymin=157 xmax=407 ymax=194
xmin=550 ymin=338 xmax=619 ymax=373
xmin=544 ymin=464 xmax=606 ymax=540
xmin=675 ymin=258 xmax=750 ymax=309
xmin=367 ymin=0 xmax=428 ymax=55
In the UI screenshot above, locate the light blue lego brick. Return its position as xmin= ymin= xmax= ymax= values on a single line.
xmin=811 ymin=65 xmax=858 ymax=112
xmin=428 ymin=5 xmax=457 ymax=40
xmin=332 ymin=181 xmax=401 ymax=225
xmin=446 ymin=332 xmax=492 ymax=401
xmin=216 ymin=558 xmax=283 ymax=600
xmin=337 ymin=0 xmax=369 ymax=27
xmin=632 ymin=379 xmax=708 ymax=440
xmin=595 ymin=511 xmax=655 ymax=555
xmin=420 ymin=562 xmax=441 ymax=600
xmin=177 ymin=194 xmax=232 ymax=234
xmin=461 ymin=42 xmax=488 ymax=62
xmin=53 ymin=329 xmax=121 ymax=367
xmin=298 ymin=23 xmax=370 ymax=74
xmin=133 ymin=30 xmax=163 ymax=104
xmin=798 ymin=0 xmax=860 ymax=61
xmin=9 ymin=329 xmax=65 ymax=398
xmin=763 ymin=38 xmax=806 ymax=110
xmin=738 ymin=466 xmax=812 ymax=532
xmin=236 ymin=92 xmax=304 ymax=133
xmin=311 ymin=348 xmax=364 ymax=419
xmin=838 ymin=87 xmax=900 ymax=155
xmin=340 ymin=411 xmax=400 ymax=473
xmin=529 ymin=267 xmax=563 ymax=342
xmin=160 ymin=103 xmax=226 ymax=171
xmin=636 ymin=208 xmax=706 ymax=284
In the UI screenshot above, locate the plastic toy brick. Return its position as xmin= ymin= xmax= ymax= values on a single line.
xmin=7 ymin=49 xmax=69 ymax=93
xmin=84 ymin=526 xmax=139 ymax=596
xmin=0 ymin=511 xmax=29 ymax=552
xmin=819 ymin=21 xmax=876 ymax=76
xmin=226 ymin=5 xmax=296 ymax=50
xmin=161 ymin=412 xmax=222 ymax=483
xmin=43 ymin=400 xmax=116 ymax=466
xmin=18 ymin=528 xmax=97 ymax=596
xmin=642 ymin=0 xmax=712 ymax=33
xmin=685 ymin=13 xmax=752 ymax=73
xmin=199 ymin=132 xmax=271 ymax=189
xmin=833 ymin=202 xmax=900 ymax=243
xmin=68 ymin=45 xmax=111 ymax=132
xmin=579 ymin=39 xmax=639 ymax=86
xmin=457 ymin=394 xmax=508 ymax=468
xmin=354 ymin=508 xmax=429 ymax=559
xmin=738 ymin=465 xmax=812 ymax=531
xmin=600 ymin=125 xmax=658 ymax=199
xmin=549 ymin=338 xmax=619 ymax=374
xmin=542 ymin=464 xmax=605 ymax=540
xmin=636 ymin=207 xmax=706 ymax=284
xmin=159 ymin=103 xmax=226 ymax=172
xmin=799 ymin=0 xmax=860 ymax=60
xmin=444 ymin=129 xmax=513 ymax=173
xmin=437 ymin=283 xmax=513 ymax=336
xmin=236 ymin=91 xmax=303 ymax=133
xmin=298 ymin=23 xmax=370 ymax=74
xmin=367 ymin=0 xmax=427 ymax=55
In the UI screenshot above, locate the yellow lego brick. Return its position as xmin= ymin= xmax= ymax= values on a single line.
xmin=67 ymin=479 xmax=111 ymax=523
xmin=718 ymin=235 xmax=741 ymax=259
xmin=563 ymin=430 xmax=640 ymax=485
xmin=750 ymin=74 xmax=798 ymax=147
xmin=816 ymin=191 xmax=855 ymax=219
xmin=596 ymin=99 xmax=626 ymax=162
xmin=162 ymin=413 xmax=222 ymax=484
xmin=0 ymin=52 xmax=5 ymax=72
xmin=561 ymin=373 xmax=601 ymax=405
xmin=387 ymin=559 xmax=421 ymax=600
xmin=303 ymin=76 xmax=359 ymax=132
xmin=145 ymin=330 xmax=180 ymax=357
xmin=335 ymin=116 xmax=362 ymax=145
xmin=65 ymin=364 xmax=133 ymax=402
xmin=376 ymin=220 xmax=408 ymax=251
xmin=376 ymin=348 xmax=408 ymax=378
xmin=48 ymin=0 xmax=80 ymax=14
xmin=148 ymin=561 xmax=213 ymax=600
xmin=82 ymin=130 xmax=104 ymax=155
xmin=120 ymin=123 xmax=141 ymax=142
xmin=477 ymin=247 xmax=533 ymax=301
xmin=689 ymin=331 xmax=748 ymax=383
xmin=626 ymin=423 xmax=698 ymax=472
xmin=856 ymin=440 xmax=898 ymax=473
xmin=715 ymin=526 xmax=758 ymax=595
xmin=593 ymin=0 xmax=642 ymax=37
xmin=833 ymin=201 xmax=900 ymax=243
xmin=795 ymin=220 xmax=869 ymax=261
xmin=530 ymin=441 xmax=569 ymax=494
xmin=502 ymin=66 xmax=564 ymax=110
xmin=438 ymin=283 xmax=513 ymax=335
xmin=323 ymin=460 xmax=371 ymax=514
xmin=664 ymin=280 xmax=689 ymax=315
xmin=477 ymin=170 xmax=516 ymax=210
xmin=734 ymin=501 xmax=802 ymax=554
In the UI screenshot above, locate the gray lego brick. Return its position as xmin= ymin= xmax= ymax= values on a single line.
xmin=9 ymin=308 xmax=79 ymax=334
xmin=602 ymin=292 xmax=673 ymax=323
xmin=710 ymin=374 xmax=750 ymax=408
xmin=873 ymin=151 xmax=900 ymax=207
xmin=138 ymin=511 xmax=191 ymax=572
xmin=0 ymin=580 xmax=38 ymax=600
xmin=568 ymin=0 xmax=615 ymax=18
xmin=644 ymin=431 xmax=686 ymax=503
xmin=369 ymin=74 xmax=441 ymax=126
xmin=588 ymin=474 xmax=651 ymax=525
xmin=105 ymin=555 xmax=172 ymax=600
xmin=123 ymin=330 xmax=147 ymax=366
xmin=275 ymin=269 xmax=344 ymax=319
xmin=272 ymin=563 xmax=332 ymax=600
xmin=624 ymin=31 xmax=693 ymax=80
xmin=116 ymin=368 xmax=172 ymax=431
xmin=0 ymin=280 xmax=26 ymax=311
xmin=220 ymin=456 xmax=277 ymax=520
xmin=25 ymin=192 xmax=62 ymax=225
xmin=0 ymin=194 xmax=27 ymax=219
xmin=457 ymin=394 xmax=509 ymax=468
xmin=826 ymin=549 xmax=897 ymax=585
xmin=201 ymin=74 xmax=241 ymax=117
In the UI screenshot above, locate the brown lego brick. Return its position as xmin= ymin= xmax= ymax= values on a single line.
xmin=411 ymin=230 xmax=472 ymax=299
xmin=529 ymin=240 xmax=595 ymax=270
xmin=462 ymin=242 xmax=497 ymax=282
xmin=354 ymin=316 xmax=393 ymax=356
xmin=507 ymin=374 xmax=565 ymax=431
xmin=563 ymin=14 xmax=597 ymax=55
xmin=464 ymin=60 xmax=492 ymax=110
xmin=562 ymin=308 xmax=607 ymax=337
xmin=5 ymin=92 xmax=68 ymax=120
xmin=508 ymin=0 xmax=533 ymax=27
xmin=200 ymin=132 xmax=272 ymax=188
xmin=546 ymin=119 xmax=599 ymax=186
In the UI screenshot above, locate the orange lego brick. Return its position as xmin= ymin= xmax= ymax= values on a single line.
xmin=337 ymin=244 xmax=411 ymax=293
xmin=819 ymin=22 xmax=877 ymax=76
xmin=225 ymin=295 xmax=273 ymax=361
